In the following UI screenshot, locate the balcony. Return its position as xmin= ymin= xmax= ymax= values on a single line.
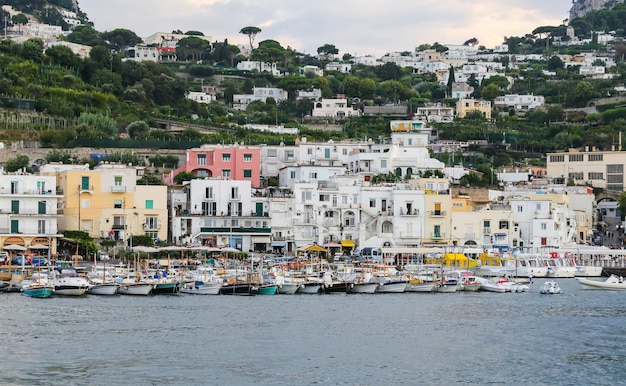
xmin=230 ymin=194 xmax=241 ymax=200
xmin=79 ymin=185 xmax=95 ymax=194
xmin=430 ymin=232 xmax=446 ymax=239
xmin=429 ymin=210 xmax=446 ymax=217
xmin=111 ymin=185 xmax=126 ymax=193
xmin=111 ymin=224 xmax=126 ymax=230
xmin=400 ymin=209 xmax=419 ymax=216
xmin=483 ymin=227 xmax=491 ymax=234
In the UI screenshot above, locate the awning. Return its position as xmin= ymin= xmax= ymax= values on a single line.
xmin=340 ymin=240 xmax=355 ymax=248
xmin=271 ymin=241 xmax=286 ymax=247
xmin=381 ymin=247 xmax=443 ymax=254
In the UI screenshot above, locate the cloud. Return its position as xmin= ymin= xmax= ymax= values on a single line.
xmin=79 ymin=0 xmax=572 ymax=56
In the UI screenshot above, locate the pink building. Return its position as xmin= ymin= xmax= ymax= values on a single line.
xmin=166 ymin=145 xmax=261 ymax=187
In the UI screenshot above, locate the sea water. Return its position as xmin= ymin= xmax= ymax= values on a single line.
xmin=0 ymin=278 xmax=625 ymax=385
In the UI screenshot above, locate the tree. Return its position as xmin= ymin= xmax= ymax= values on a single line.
xmin=176 ymin=36 xmax=211 ymax=62
xmin=45 ymin=44 xmax=81 ymax=69
xmin=317 ymin=43 xmax=339 ymax=59
xmin=102 ymin=29 xmax=142 ymax=53
xmin=174 ymin=171 xmax=196 ymax=184
xmin=547 ymin=55 xmax=564 ymax=71
xmin=239 ymin=26 xmax=262 ymax=52
xmin=78 ymin=113 xmax=118 ymax=138
xmin=66 ymin=25 xmax=104 ymax=46
xmin=22 ymin=39 xmax=45 ymax=63
xmin=11 ymin=13 xmax=27 ymax=33
xmin=126 ymin=120 xmax=149 ymax=139
xmin=6 ymin=155 xmax=29 ymax=172
xmin=463 ymin=37 xmax=479 ymax=47
xmin=446 ymin=65 xmax=455 ymax=98
xmin=481 ymin=83 xmax=501 ymax=102
xmin=137 ymin=174 xmax=164 ymax=185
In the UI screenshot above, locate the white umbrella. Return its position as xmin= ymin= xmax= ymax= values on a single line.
xmin=131 ymin=246 xmax=159 ymax=253
xmin=29 ymin=244 xmax=50 ymax=250
xmin=158 ymin=245 xmax=189 ymax=251
xmin=3 ymin=244 xmax=27 ymax=251
xmin=221 ymin=246 xmax=240 ymax=253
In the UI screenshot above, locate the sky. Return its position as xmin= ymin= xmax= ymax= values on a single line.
xmin=78 ymin=0 xmax=573 ymax=57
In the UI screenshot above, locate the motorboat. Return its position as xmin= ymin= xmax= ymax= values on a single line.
xmin=296 ymin=281 xmax=321 ymax=294
xmin=540 ymin=280 xmax=562 ymax=294
xmin=50 ymin=267 xmax=89 ymax=296
xmin=252 ymin=284 xmax=278 ymax=295
xmin=478 ymin=277 xmax=508 ymax=293
xmin=180 ymin=280 xmax=222 ymax=295
xmin=116 ymin=278 xmax=153 ymax=296
xmin=460 ymin=275 xmax=482 ymax=292
xmin=577 ymin=274 xmax=626 ymax=290
xmin=375 ymin=280 xmax=407 ymax=293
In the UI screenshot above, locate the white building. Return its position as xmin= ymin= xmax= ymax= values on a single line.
xmin=495 ymin=93 xmax=543 ymax=113
xmin=236 ymin=60 xmax=280 ymax=76
xmin=312 ymin=98 xmax=361 ymax=118
xmin=171 ymin=179 xmax=270 ymax=252
xmin=233 ymin=87 xmax=288 ymax=110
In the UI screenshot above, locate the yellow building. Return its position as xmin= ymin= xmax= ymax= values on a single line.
xmin=456 ymin=98 xmax=492 ymax=119
xmin=48 ymin=164 xmax=168 ymax=243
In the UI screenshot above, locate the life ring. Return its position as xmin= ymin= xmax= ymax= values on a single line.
xmin=550 ymin=252 xmax=558 ymax=259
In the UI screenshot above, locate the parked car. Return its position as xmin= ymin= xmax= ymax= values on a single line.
xmin=10 ymin=255 xmax=30 ymax=265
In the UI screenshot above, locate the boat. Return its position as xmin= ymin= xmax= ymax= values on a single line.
xmin=540 ymin=280 xmax=562 ymax=294
xmin=576 ymin=274 xmax=626 ymax=290
xmin=219 ymin=282 xmax=254 ymax=295
xmin=116 ymin=278 xmax=153 ymax=296
xmin=22 ymin=283 xmax=54 ymax=298
xmin=180 ymin=280 xmax=222 ymax=295
xmin=478 ymin=277 xmax=508 ymax=293
xmin=375 ymin=280 xmax=407 ymax=293
xmin=296 ymin=281 xmax=321 ymax=294
xmin=460 ymin=275 xmax=482 ymax=292
xmin=252 ymin=284 xmax=277 ymax=295
xmin=347 ymin=282 xmax=378 ymax=294
xmin=87 ymin=282 xmax=119 ymax=295
xmin=405 ymin=278 xmax=435 ymax=292
xmin=50 ymin=267 xmax=89 ymax=296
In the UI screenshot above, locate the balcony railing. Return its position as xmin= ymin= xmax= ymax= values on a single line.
xmin=111 ymin=185 xmax=126 ymax=193
xmin=429 ymin=210 xmax=446 ymax=217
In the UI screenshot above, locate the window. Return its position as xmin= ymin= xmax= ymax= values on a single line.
xmin=81 ymin=176 xmax=90 ymax=190
xmin=381 ymin=160 xmax=387 ymax=168
xmin=569 ymin=154 xmax=583 ymax=162
xmin=290 ymin=171 xmax=296 ymax=178
xmin=434 ymin=225 xmax=441 ymax=238
xmin=244 ymin=153 xmax=252 ymax=162
xmin=222 ymin=153 xmax=231 ymax=162
xmin=549 ymin=155 xmax=564 ymax=162
xmin=38 ymin=201 xmax=47 ymax=214
xmin=145 ymin=200 xmax=153 ymax=209
xmin=81 ymin=199 xmax=90 ymax=209
xmin=145 ymin=216 xmax=158 ymax=230
xmin=114 ymin=176 xmax=123 ymax=186
xmin=205 ymin=187 xmax=213 ymax=199
xmin=588 ymin=154 xmax=603 ymax=161
xmin=267 ymin=149 xmax=277 ymax=157
xmin=11 ymin=200 xmax=19 ymax=214
xmin=517 ymin=206 xmax=523 ymax=212
xmin=588 ymin=172 xmax=603 ymax=180
xmin=307 ymin=148 xmax=313 ymax=155
xmin=10 ymin=180 xmax=18 ymax=194
xmin=198 ymin=154 xmax=207 ymax=165
xmin=499 ymin=221 xmax=509 ymax=229
xmin=114 ymin=200 xmax=123 ymax=209
xmin=243 ymin=170 xmax=252 ymax=178
xmin=309 ymin=172 xmax=317 ymax=179
xmin=222 ymin=170 xmax=231 ymax=178
xmin=38 ymin=220 xmax=46 ymax=234
xmin=10 ymin=219 xmax=19 ymax=233
xmin=369 ymin=199 xmax=376 ymax=208
xmin=541 ymin=223 xmax=547 ymax=230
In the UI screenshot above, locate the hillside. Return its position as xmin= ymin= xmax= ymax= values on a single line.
xmin=570 ymin=0 xmax=625 ymax=20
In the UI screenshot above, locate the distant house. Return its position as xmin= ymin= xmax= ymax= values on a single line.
xmin=144 ymin=32 xmax=212 ymax=48
xmin=187 ymin=85 xmax=217 ymax=104
xmin=415 ymin=105 xmax=455 ymax=123
xmin=312 ymin=98 xmax=361 ymax=118
xmin=236 ymin=60 xmax=280 ymax=76
xmin=325 ymin=62 xmax=352 ymax=73
xmin=494 ymin=94 xmax=545 ymax=112
xmin=233 ymin=87 xmax=288 ymax=110
xmin=46 ymin=41 xmax=91 ymax=59
xmin=456 ymin=99 xmax=492 ymax=119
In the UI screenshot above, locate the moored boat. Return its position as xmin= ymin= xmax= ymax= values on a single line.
xmin=347 ymin=282 xmax=378 ymax=294
xmin=252 ymin=284 xmax=278 ymax=295
xmin=180 ymin=280 xmax=222 ymax=295
xmin=87 ymin=282 xmax=119 ymax=295
xmin=540 ymin=280 xmax=562 ymax=294
xmin=577 ymin=274 xmax=626 ymax=290
xmin=22 ymin=284 xmax=54 ymax=298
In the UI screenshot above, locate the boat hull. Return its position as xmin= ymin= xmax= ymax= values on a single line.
xmin=252 ymin=285 xmax=277 ymax=295
xmin=88 ymin=283 xmax=119 ymax=295
xmin=151 ymin=282 xmax=182 ymax=295
xmin=118 ymin=283 xmax=153 ymax=296
xmin=347 ymin=283 xmax=378 ymax=294
xmin=577 ymin=275 xmax=626 ymax=290
xmin=277 ymin=283 xmax=301 ymax=294
xmin=405 ymin=281 xmax=435 ymax=292
xmin=22 ymin=285 xmax=54 ymax=298
xmin=375 ymin=281 xmax=407 ymax=293
xmin=54 ymin=285 xmax=88 ymax=296
xmin=219 ymin=283 xmax=254 ymax=295
xmin=180 ymin=281 xmax=222 ymax=295
xmin=296 ymin=283 xmax=321 ymax=294
xmin=320 ymin=281 xmax=352 ymax=294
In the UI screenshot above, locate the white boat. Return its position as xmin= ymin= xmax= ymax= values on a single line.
xmin=405 ymin=280 xmax=435 ymax=292
xmin=577 ymin=274 xmax=626 ymax=290
xmin=433 ymin=282 xmax=459 ymax=293
xmin=543 ymin=258 xmax=576 ymax=278
xmin=574 ymin=265 xmax=603 ymax=277
xmin=375 ymin=280 xmax=407 ymax=293
xmin=87 ymin=282 xmax=119 ymax=295
xmin=347 ymin=282 xmax=378 ymax=294
xmin=180 ymin=280 xmax=222 ymax=295
xmin=478 ymin=277 xmax=508 ymax=293
xmin=296 ymin=281 xmax=321 ymax=294
xmin=51 ymin=267 xmax=89 ymax=296
xmin=277 ymin=282 xmax=301 ymax=294
xmin=540 ymin=280 xmax=562 ymax=294
xmin=460 ymin=275 xmax=482 ymax=292
xmin=116 ymin=279 xmax=153 ymax=295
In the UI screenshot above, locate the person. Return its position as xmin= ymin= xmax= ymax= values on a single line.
xmin=619 ymin=276 xmax=623 ymax=283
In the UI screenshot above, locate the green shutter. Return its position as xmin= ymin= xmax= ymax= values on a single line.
xmin=146 ymin=200 xmax=153 ymax=209
xmin=81 ymin=176 xmax=90 ymax=190
xmin=10 ymin=220 xmax=18 ymax=233
xmin=11 ymin=200 xmax=19 ymax=214
xmin=255 ymin=202 xmax=263 ymax=217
